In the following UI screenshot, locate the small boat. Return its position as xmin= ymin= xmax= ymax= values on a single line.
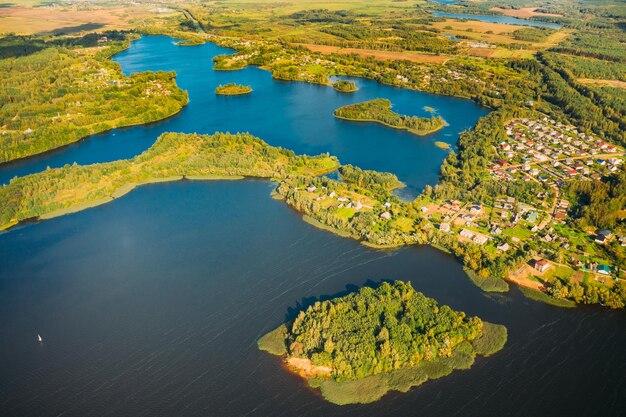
xmin=37 ymin=334 xmax=43 ymax=343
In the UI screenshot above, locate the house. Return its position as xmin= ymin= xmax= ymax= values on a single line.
xmin=306 ymin=186 xmax=317 ymax=193
xmin=439 ymin=222 xmax=451 ymax=233
xmin=595 ymin=230 xmax=612 ymax=244
xmin=497 ymin=242 xmax=510 ymax=252
xmin=469 ymin=205 xmax=483 ymax=215
xmin=380 ymin=211 xmax=391 ymax=220
xmin=473 ymin=234 xmax=489 ymax=245
xmin=459 ymin=229 xmax=474 ymax=239
xmin=533 ymin=259 xmax=550 ymax=273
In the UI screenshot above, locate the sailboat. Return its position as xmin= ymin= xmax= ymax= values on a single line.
xmin=37 ymin=334 xmax=43 ymax=343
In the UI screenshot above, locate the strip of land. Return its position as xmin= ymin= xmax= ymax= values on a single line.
xmin=292 ymin=43 xmax=450 ymax=64
xmin=577 ymin=79 xmax=626 ymax=89
xmin=0 ymin=132 xmax=338 ymax=231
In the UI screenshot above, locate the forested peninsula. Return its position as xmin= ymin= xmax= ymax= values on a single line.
xmin=0 ymin=132 xmax=338 ymax=231
xmin=334 ymin=99 xmax=446 ymax=135
xmin=0 ymin=34 xmax=188 ymax=163
xmin=258 ymin=281 xmax=507 ymax=405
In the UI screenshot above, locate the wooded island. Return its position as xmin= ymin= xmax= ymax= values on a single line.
xmin=259 ymin=281 xmax=507 ymax=404
xmin=334 ymin=99 xmax=446 ymax=135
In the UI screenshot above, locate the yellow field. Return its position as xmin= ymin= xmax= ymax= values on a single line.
xmin=432 ymin=19 xmax=569 ymax=59
xmin=0 ymin=4 xmax=178 ymax=35
xmin=490 ymin=7 xmax=563 ymax=19
xmin=578 ymin=79 xmax=626 ymax=89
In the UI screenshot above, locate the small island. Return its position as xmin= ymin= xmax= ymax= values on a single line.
xmin=215 ymin=83 xmax=252 ymax=95
xmin=259 ymin=281 xmax=507 ymax=405
xmin=332 ymin=80 xmax=358 ymax=93
xmin=334 ymin=98 xmax=446 ymax=135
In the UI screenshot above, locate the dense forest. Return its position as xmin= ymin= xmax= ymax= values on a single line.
xmin=565 ymin=172 xmax=626 ymax=230
xmin=334 ymin=99 xmax=445 ymax=135
xmin=339 ymin=164 xmax=402 ymax=191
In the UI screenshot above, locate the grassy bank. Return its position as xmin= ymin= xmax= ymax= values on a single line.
xmin=465 ymin=268 xmax=510 ymax=293
xmin=518 ymin=286 xmax=576 ymax=308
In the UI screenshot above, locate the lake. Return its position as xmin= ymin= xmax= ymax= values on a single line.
xmin=0 ymin=36 xmax=488 ymax=199
xmin=1 ymin=181 xmax=625 ymax=417
xmin=433 ymin=12 xmax=561 ymax=29
xmin=0 ymin=36 xmax=624 ymax=417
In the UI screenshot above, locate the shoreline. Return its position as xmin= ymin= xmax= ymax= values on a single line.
xmin=334 ymin=114 xmax=446 ymax=136
xmin=1 ymin=175 xmax=246 ymax=232
xmin=260 ymin=319 xmax=507 ymax=405
xmin=0 ymin=94 xmax=189 ymax=171
xmin=215 ymin=90 xmax=252 ymax=96
xmin=0 ymin=37 xmax=190 ymax=166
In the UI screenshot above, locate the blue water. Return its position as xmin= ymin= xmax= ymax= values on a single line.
xmin=1 ymin=35 xmax=624 ymax=417
xmin=1 ymin=180 xmax=625 ymax=417
xmin=0 ymin=36 xmax=487 ymax=198
xmin=433 ymin=11 xmax=561 ymax=29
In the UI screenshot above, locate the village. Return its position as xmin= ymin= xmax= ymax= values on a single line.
xmin=424 ymin=116 xmax=626 ymax=290
xmin=490 ymin=117 xmax=624 ymax=184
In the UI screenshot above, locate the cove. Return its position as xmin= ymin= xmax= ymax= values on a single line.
xmin=0 ymin=36 xmax=488 ymax=198
xmin=0 ymin=180 xmax=625 ymax=416
xmin=433 ymin=11 xmax=562 ymax=29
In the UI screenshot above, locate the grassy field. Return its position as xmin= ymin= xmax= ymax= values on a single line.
xmin=0 ymin=2 xmax=180 ymax=35
xmin=490 ymin=7 xmax=563 ymax=19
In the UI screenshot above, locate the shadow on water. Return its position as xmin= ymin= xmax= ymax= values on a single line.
xmin=285 ymin=279 xmax=387 ymax=322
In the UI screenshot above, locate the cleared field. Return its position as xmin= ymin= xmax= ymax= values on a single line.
xmin=0 ymin=5 xmax=178 ymax=34
xmin=578 ymin=78 xmax=626 ymax=89
xmin=293 ymin=43 xmax=449 ymax=63
xmin=490 ymin=7 xmax=563 ymax=19
xmin=433 ymin=19 xmax=568 ymax=55
xmin=465 ymin=43 xmax=537 ymax=59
